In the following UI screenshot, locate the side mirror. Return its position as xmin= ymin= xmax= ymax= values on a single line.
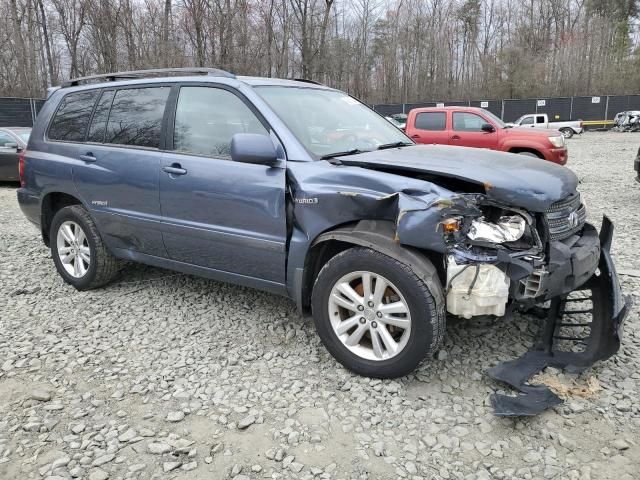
xmin=230 ymin=133 xmax=278 ymax=166
xmin=481 ymin=123 xmax=495 ymax=133
xmin=4 ymin=142 xmax=18 ymax=149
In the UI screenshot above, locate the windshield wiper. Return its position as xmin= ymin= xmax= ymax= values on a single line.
xmin=377 ymin=141 xmax=413 ymax=150
xmin=320 ymin=149 xmax=366 ymax=160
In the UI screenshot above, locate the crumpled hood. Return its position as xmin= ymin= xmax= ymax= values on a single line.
xmin=334 ymin=144 xmax=578 ymax=212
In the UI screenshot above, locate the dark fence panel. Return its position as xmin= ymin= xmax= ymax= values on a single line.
xmin=627 ymin=95 xmax=640 ymax=111
xmin=405 ymin=102 xmax=437 ymax=111
xmin=373 ymin=103 xmax=404 ymax=116
xmin=34 ymin=100 xmax=45 ymax=115
xmin=535 ymin=97 xmax=572 ymax=121
xmin=470 ymin=100 xmax=502 ymax=118
xmin=606 ymin=96 xmax=627 ymax=119
xmin=503 ymin=99 xmax=537 ymax=122
xmin=571 ymin=96 xmax=606 ymax=121
xmin=442 ymin=100 xmax=469 ymax=107
xmin=0 ymin=98 xmax=34 ymax=127
xmin=374 ymin=94 xmax=640 ymax=127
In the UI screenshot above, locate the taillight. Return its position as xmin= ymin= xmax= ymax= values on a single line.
xmin=18 ymin=149 xmax=26 ymax=187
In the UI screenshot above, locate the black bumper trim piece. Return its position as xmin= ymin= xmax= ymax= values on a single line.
xmin=488 ymin=216 xmax=630 ymax=416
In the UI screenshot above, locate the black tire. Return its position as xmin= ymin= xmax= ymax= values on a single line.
xmin=50 ymin=205 xmax=120 ymax=290
xmin=517 ymin=151 xmax=542 ymax=159
xmin=560 ymin=128 xmax=574 ymax=139
xmin=311 ymin=247 xmax=445 ymax=378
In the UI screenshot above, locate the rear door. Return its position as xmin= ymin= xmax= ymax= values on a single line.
xmin=70 ymin=85 xmax=171 ymax=257
xmin=449 ymin=111 xmax=498 ymax=150
xmin=158 ymin=84 xmax=287 ymax=287
xmin=0 ymin=130 xmax=19 ymax=180
xmin=407 ymin=111 xmax=449 ymax=144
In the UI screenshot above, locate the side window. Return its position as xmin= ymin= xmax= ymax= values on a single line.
xmin=520 ymin=116 xmax=534 ymax=125
xmin=87 ymin=90 xmax=115 ymax=143
xmin=174 ymin=86 xmax=268 ymax=158
xmin=106 ymin=87 xmax=170 ymax=148
xmin=452 ymin=112 xmax=486 ymax=132
xmin=536 ymin=115 xmax=546 ymax=124
xmin=414 ymin=112 xmax=446 ymax=131
xmin=48 ymin=90 xmax=100 ymax=142
xmin=0 ymin=132 xmax=14 ymax=147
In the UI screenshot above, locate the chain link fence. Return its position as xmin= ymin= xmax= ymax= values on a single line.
xmin=0 ymin=97 xmax=45 ymax=128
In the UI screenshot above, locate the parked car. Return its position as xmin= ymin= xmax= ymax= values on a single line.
xmin=0 ymin=127 xmax=31 ymax=181
xmin=508 ymin=113 xmax=584 ymax=138
xmin=405 ymin=106 xmax=568 ymax=164
xmin=385 ymin=116 xmax=405 ymax=130
xmin=17 ymin=69 xmax=626 ymax=401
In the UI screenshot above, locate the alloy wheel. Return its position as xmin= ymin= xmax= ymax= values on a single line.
xmin=56 ymin=221 xmax=91 ymax=278
xmin=328 ymin=271 xmax=411 ymax=361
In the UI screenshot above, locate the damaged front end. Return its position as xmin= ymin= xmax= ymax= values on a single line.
xmin=438 ymin=194 xmax=629 ymax=416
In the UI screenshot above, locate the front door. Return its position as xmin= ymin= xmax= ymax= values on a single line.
xmin=159 ymin=85 xmax=287 ymax=286
xmin=450 ymin=111 xmax=498 ymax=150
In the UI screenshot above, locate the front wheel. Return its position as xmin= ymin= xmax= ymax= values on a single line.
xmin=560 ymin=128 xmax=574 ymax=139
xmin=50 ymin=205 xmax=121 ymax=290
xmin=311 ymin=247 xmax=444 ymax=378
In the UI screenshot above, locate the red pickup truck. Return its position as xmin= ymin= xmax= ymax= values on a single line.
xmin=405 ymin=106 xmax=568 ymax=164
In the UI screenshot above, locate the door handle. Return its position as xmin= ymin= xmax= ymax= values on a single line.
xmin=79 ymin=153 xmax=97 ymax=162
xmin=162 ymin=164 xmax=187 ymax=175
xmin=410 ymin=134 xmax=420 ymax=139
xmin=450 ymin=135 xmax=461 ymax=140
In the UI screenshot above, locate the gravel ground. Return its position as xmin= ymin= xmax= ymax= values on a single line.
xmin=1 ymin=131 xmax=639 ymax=480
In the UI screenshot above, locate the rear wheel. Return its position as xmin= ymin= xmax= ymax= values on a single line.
xmin=560 ymin=128 xmax=574 ymax=139
xmin=311 ymin=247 xmax=444 ymax=378
xmin=50 ymin=205 xmax=120 ymax=290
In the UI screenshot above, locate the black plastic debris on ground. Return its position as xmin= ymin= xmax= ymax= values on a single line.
xmin=488 ymin=217 xmax=630 ymax=416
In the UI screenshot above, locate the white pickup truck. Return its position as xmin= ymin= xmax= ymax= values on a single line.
xmin=508 ymin=113 xmax=584 ymax=138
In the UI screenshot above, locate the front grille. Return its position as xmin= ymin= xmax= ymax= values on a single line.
xmin=545 ymin=193 xmax=586 ymax=241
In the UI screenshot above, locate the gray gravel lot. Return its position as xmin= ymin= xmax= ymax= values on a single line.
xmin=1 ymin=132 xmax=639 ymax=480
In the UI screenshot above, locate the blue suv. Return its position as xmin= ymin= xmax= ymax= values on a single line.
xmin=17 ymin=69 xmax=627 ymax=413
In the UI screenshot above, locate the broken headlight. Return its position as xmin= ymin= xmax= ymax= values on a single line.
xmin=467 ymin=215 xmax=526 ymax=243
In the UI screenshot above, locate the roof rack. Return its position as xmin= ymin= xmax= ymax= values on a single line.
xmin=292 ymin=78 xmax=323 ymax=85
xmin=61 ymin=68 xmax=236 ymax=87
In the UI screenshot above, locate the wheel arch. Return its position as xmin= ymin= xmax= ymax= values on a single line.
xmin=507 ymin=146 xmax=544 ymax=159
xmin=41 ymin=191 xmax=83 ymax=246
xmin=298 ymin=220 xmax=445 ymax=314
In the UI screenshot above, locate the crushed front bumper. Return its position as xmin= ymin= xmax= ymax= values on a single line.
xmin=488 ymin=216 xmax=629 ymax=416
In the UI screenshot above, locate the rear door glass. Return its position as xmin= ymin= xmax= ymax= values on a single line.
xmin=415 ymin=112 xmax=446 ymax=130
xmin=87 ymin=90 xmax=115 ymax=143
xmin=48 ymin=90 xmax=100 ymax=142
xmin=105 ymin=87 xmax=170 ymax=148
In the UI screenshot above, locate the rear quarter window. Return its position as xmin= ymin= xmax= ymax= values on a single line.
xmin=48 ymin=90 xmax=100 ymax=142
xmin=415 ymin=112 xmax=446 ymax=131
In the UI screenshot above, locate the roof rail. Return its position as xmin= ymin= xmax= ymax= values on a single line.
xmin=292 ymin=78 xmax=323 ymax=86
xmin=61 ymin=68 xmax=235 ymax=87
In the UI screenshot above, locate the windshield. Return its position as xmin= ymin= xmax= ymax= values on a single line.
xmin=480 ymin=109 xmax=506 ymax=128
xmin=256 ymin=86 xmax=411 ymax=157
xmin=17 ymin=131 xmax=31 ymax=143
